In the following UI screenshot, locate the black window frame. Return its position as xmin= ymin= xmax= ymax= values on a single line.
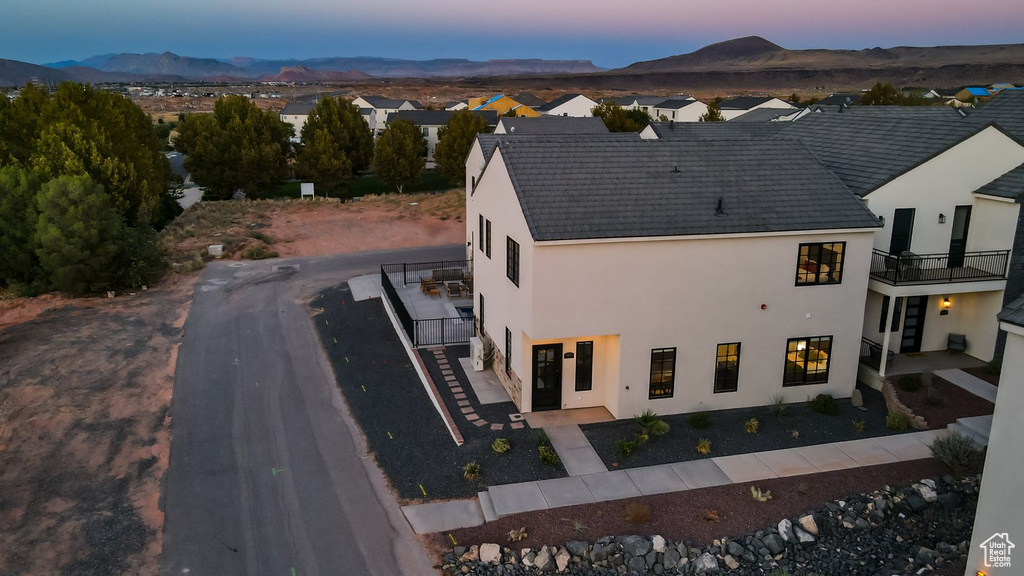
xmin=714 ymin=342 xmax=741 ymax=393
xmin=506 ymin=236 xmax=519 ymax=287
xmin=485 ymin=219 xmax=491 ymax=258
xmin=575 ymin=341 xmax=594 ymax=392
xmin=795 ymin=242 xmax=846 ymax=286
xmin=504 ymin=327 xmax=512 ymax=378
xmin=478 ymin=215 xmax=484 ymax=254
xmin=648 ymin=347 xmax=676 ymax=399
xmin=478 ymin=293 xmax=485 ymax=336
xmin=783 ymin=335 xmax=833 ymax=386
xmin=879 ymin=296 xmax=903 ymax=333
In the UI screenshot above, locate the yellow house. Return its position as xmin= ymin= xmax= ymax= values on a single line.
xmin=468 ymin=95 xmax=540 ymax=117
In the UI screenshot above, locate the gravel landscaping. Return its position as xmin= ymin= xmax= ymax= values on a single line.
xmin=441 ymin=463 xmax=979 ymax=575
xmin=892 ymin=374 xmax=994 ymax=429
xmin=582 ymin=384 xmax=907 ymax=470
xmin=314 ymin=284 xmax=563 ymax=502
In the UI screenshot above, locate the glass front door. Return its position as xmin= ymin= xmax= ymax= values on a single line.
xmin=531 ymin=344 xmax=563 ymax=412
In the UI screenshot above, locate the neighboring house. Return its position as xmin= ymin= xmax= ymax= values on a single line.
xmin=280 ymin=101 xmax=376 ymax=142
xmin=469 ymin=95 xmax=541 ymax=117
xmin=493 ymin=116 xmax=609 ymax=135
xmin=728 ymin=108 xmax=799 ymax=123
xmin=387 ymin=109 xmax=498 ymax=167
xmin=639 ymin=121 xmax=785 ymax=140
xmin=955 ymin=87 xmax=992 ymax=104
xmin=536 ymin=93 xmax=599 ymax=117
xmin=718 ymin=96 xmax=796 ymax=120
xmin=512 ymin=93 xmax=548 ymax=108
xmin=613 ymin=95 xmax=672 ymax=116
xmin=814 ymin=93 xmax=861 ymax=107
xmin=466 ymin=134 xmax=879 ymax=416
xmin=351 ymin=96 xmax=419 ymax=134
xmin=445 ymin=101 xmax=469 ymax=111
xmin=651 ymin=99 xmax=708 ymax=122
xmin=966 ymin=295 xmax=1023 ymax=574
xmin=775 ymin=114 xmax=1024 ymax=382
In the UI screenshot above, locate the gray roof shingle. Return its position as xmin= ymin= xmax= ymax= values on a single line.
xmin=388 ymin=109 xmax=497 ymax=127
xmin=646 ymin=122 xmax=786 ymax=140
xmin=975 ymin=162 xmax=1024 ymax=200
xmin=719 ymin=96 xmax=775 ymax=110
xmin=729 ymin=108 xmax=798 ymax=122
xmin=536 ymin=93 xmax=591 ymax=112
xmin=653 ymin=99 xmax=701 ymax=110
xmin=998 ymin=293 xmax=1024 ymax=328
xmin=492 ymin=137 xmax=880 ymax=241
xmin=359 ymin=96 xmax=408 ymax=109
xmin=497 ymin=116 xmax=609 ymax=135
xmin=967 ymin=89 xmax=1024 ymax=139
xmin=281 ymin=101 xmax=316 ymax=115
xmin=475 ymin=132 xmax=637 ymax=164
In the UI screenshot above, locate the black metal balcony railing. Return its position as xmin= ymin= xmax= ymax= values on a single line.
xmin=381 ymin=261 xmax=474 ymax=347
xmin=859 ymin=337 xmax=894 ymax=370
xmin=869 ymin=249 xmax=1009 ymax=285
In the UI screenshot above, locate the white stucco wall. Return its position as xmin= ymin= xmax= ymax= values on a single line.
xmin=653 ymin=102 xmax=708 ymax=122
xmin=541 ymin=95 xmax=597 ymax=117
xmin=965 ymin=322 xmax=1024 ymax=576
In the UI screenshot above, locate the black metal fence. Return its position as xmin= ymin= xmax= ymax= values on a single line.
xmin=859 ymin=336 xmax=894 ymax=371
xmin=380 ymin=261 xmax=474 ymax=347
xmin=869 ymin=249 xmax=1009 ymax=285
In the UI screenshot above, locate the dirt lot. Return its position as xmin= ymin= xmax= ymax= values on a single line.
xmin=0 ymin=192 xmax=467 ymax=574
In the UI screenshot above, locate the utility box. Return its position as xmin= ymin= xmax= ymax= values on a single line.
xmin=300 ymin=182 xmax=314 ymax=199
xmin=470 ymin=337 xmax=485 ymax=371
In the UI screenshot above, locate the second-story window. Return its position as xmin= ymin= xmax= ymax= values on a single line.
xmin=796 ymin=242 xmax=845 ymax=285
xmin=506 ymin=237 xmax=519 ymax=286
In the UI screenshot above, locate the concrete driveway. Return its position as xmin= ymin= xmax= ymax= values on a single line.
xmin=161 ymin=245 xmax=463 ymax=576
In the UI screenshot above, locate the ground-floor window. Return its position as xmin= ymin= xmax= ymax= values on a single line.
xmin=783 ymin=335 xmax=832 ymax=386
xmin=575 ymin=341 xmax=593 ymax=391
xmin=505 ymin=327 xmax=512 ymax=378
xmin=649 ymin=348 xmax=676 ymax=399
xmin=714 ymin=342 xmax=740 ymax=393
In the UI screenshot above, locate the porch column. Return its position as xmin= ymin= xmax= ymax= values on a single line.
xmin=878 ymin=298 xmax=897 ymax=377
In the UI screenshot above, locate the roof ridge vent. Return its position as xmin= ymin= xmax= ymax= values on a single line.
xmin=671 ymin=165 xmax=681 ymax=174
xmin=715 ymin=197 xmax=726 ymax=215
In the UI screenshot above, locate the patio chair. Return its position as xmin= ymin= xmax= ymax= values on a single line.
xmin=947 ymin=333 xmax=967 ymax=355
xmin=426 ymin=285 xmax=441 ymax=298
xmin=446 ymin=282 xmax=462 ymax=298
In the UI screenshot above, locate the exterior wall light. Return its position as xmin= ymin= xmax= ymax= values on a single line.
xmin=941 ymin=297 xmax=952 ymax=315
xmin=939 ymin=213 xmax=946 ymax=224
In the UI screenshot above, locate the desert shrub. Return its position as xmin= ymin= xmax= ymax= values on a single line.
xmin=532 ymin=429 xmax=551 ymax=447
xmin=507 ymin=527 xmax=527 ymax=542
xmin=852 ymin=419 xmax=866 ymax=433
xmin=744 ymin=418 xmax=759 ymax=434
xmin=750 ymin=486 xmax=772 ymax=501
xmin=248 ymin=230 xmax=273 ymax=244
xmin=634 ymin=409 xmax=670 ymax=437
xmin=768 ymin=393 xmax=788 ymax=419
xmin=797 ymin=482 xmax=809 ymax=494
xmin=491 ymin=438 xmax=511 ymax=454
xmin=539 ymin=445 xmax=560 ymax=466
xmin=930 ymin=430 xmax=982 ymax=475
xmin=696 ymin=438 xmax=712 ymax=455
xmin=244 ymin=243 xmax=278 ymax=260
xmin=567 ymin=519 xmax=588 ymax=533
xmin=616 ymin=439 xmax=636 ymax=458
xmin=463 ymin=461 xmax=481 ymax=481
xmin=885 ymin=411 xmax=909 ymax=430
xmin=809 ymin=394 xmax=840 ymax=415
xmin=624 ymin=502 xmax=651 ymax=524
xmin=897 ymin=375 xmax=922 ymax=392
xmin=688 ymin=411 xmax=710 ymax=429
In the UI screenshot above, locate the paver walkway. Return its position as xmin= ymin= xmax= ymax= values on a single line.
xmin=934 ymin=368 xmax=998 ymax=403
xmin=545 ymin=425 xmax=608 ymax=476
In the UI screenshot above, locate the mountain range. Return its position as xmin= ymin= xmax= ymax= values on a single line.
xmin=2 ymin=37 xmax=1023 ymax=88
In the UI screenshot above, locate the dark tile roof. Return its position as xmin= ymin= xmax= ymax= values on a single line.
xmin=359 ymin=96 xmax=407 ymax=109
xmin=967 ymin=89 xmax=1024 ymax=139
xmin=729 ymin=108 xmax=797 ymax=122
xmin=653 ymin=99 xmax=701 ymax=110
xmin=804 ymin=105 xmax=965 ymax=119
xmin=281 ymin=101 xmax=316 ymax=115
xmin=513 ymin=92 xmax=547 ymax=107
xmin=646 ymin=121 xmax=786 ymax=140
xmin=475 ymin=132 xmax=636 ymax=164
xmin=389 ymin=109 xmax=498 ymax=127
xmin=774 ymin=115 xmax=985 ymax=196
xmin=407 ymin=100 xmax=423 ymax=109
xmin=815 ymin=94 xmax=861 ymax=107
xmin=496 ymin=116 xmax=609 ymax=135
xmin=975 ymin=162 xmax=1024 ymax=200
xmin=719 ymin=96 xmax=775 ymax=110
xmin=492 ymin=137 xmax=880 ymax=241
xmin=997 ymin=293 xmax=1024 ymax=328
xmin=536 ymin=93 xmax=591 ymax=112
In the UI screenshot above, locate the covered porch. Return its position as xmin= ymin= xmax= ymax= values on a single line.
xmin=859 ymin=346 xmax=987 ymax=377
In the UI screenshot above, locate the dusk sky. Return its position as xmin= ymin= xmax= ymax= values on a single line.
xmin=3 ymin=0 xmax=1024 ymax=68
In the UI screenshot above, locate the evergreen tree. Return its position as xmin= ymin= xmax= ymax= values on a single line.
xmin=699 ymin=100 xmax=725 ymax=122
xmin=295 ymin=128 xmax=353 ymax=195
xmin=34 ymin=175 xmax=121 ymax=295
xmin=372 ymin=119 xmax=426 ymax=193
xmin=0 ymin=83 xmax=48 ymax=167
xmin=298 ymin=97 xmax=373 ymax=172
xmin=591 ymin=102 xmax=651 ymax=132
xmin=0 ymin=166 xmax=41 ymax=287
xmin=434 ymin=110 xmax=491 ymax=185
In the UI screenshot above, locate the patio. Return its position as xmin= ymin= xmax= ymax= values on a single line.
xmin=874 ymin=350 xmax=987 ymax=376
xmin=381 ymin=260 xmax=475 ymax=346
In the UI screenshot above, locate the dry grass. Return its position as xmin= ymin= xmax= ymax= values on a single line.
xmin=159 ymin=200 xmax=277 ymax=272
xmin=360 ymin=189 xmax=465 ymax=222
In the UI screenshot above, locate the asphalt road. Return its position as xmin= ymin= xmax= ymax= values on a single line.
xmin=161 ymin=244 xmax=464 ymax=576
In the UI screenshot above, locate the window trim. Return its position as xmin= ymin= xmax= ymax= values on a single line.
xmin=783 ymin=335 xmax=833 ymax=387
xmin=505 ymin=327 xmax=512 ymax=378
xmin=714 ymin=342 xmax=741 ymax=394
xmin=478 ymin=293 xmax=485 ymax=337
xmin=506 ymin=236 xmax=519 ymax=287
xmin=795 ymin=242 xmax=846 ymax=286
xmin=485 ymin=219 xmax=491 ymax=258
xmin=648 ymin=347 xmax=676 ymax=399
xmin=575 ymin=341 xmax=594 ymax=392
xmin=478 ymin=215 xmax=484 ymax=254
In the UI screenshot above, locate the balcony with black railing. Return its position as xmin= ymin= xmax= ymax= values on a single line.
xmin=869 ymin=249 xmax=1009 ymax=285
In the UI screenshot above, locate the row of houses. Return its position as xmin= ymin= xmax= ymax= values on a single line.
xmin=462 ymin=90 xmax=1024 ymax=421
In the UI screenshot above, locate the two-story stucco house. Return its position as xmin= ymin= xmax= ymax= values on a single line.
xmin=718 ymin=96 xmax=796 ymax=121
xmin=651 ymin=99 xmax=708 ymax=122
xmin=536 ymin=94 xmax=599 ymax=117
xmin=351 ymin=96 xmax=420 ymax=135
xmin=465 ymin=135 xmax=880 ymax=417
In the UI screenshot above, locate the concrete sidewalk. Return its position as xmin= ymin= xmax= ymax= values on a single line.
xmin=934 ymin=368 xmax=998 ymax=403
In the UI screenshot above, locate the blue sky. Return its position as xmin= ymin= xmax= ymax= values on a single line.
xmin=3 ymin=0 xmax=1023 ymax=68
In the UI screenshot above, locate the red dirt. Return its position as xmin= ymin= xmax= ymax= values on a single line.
xmin=436 ymin=459 xmax=951 ymax=553
xmin=894 ymin=376 xmax=994 ymax=429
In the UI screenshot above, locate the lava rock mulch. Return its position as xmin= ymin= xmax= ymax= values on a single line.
xmin=582 ymin=384 xmax=918 ymax=470
xmin=443 ymin=469 xmax=979 ymax=576
xmin=313 ymin=284 xmax=563 ymax=502
xmin=419 ymin=346 xmax=567 ymax=488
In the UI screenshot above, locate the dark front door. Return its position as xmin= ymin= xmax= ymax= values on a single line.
xmin=900 ymin=296 xmax=928 ymax=353
xmin=948 ymin=205 xmax=972 ymax=268
xmin=531 ymin=344 xmax=563 ymax=412
xmin=889 ymin=208 xmax=916 ymax=254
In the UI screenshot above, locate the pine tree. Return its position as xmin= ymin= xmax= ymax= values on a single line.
xmin=372 ymin=119 xmax=426 ymax=193
xmin=0 ymin=166 xmax=41 ymax=287
xmin=434 ymin=110 xmax=491 ymax=185
xmin=298 ymin=97 xmax=373 ymax=173
xmin=295 ymin=128 xmax=353 ymax=195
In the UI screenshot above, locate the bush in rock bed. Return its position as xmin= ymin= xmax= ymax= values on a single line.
xmin=930 ymin=430 xmax=982 ymax=475
xmin=809 ymin=393 xmax=840 ymax=415
xmin=616 ymin=438 xmax=637 ymax=458
xmin=491 ymin=438 xmax=510 ymax=454
xmin=696 ymin=438 xmax=712 ymax=455
xmin=462 ymin=461 xmax=481 ymax=481
xmin=744 ymin=418 xmax=759 ymax=434
xmin=768 ymin=393 xmax=788 ymax=419
xmin=538 ymin=445 xmax=560 ymax=466
xmin=885 ymin=411 xmax=909 ymax=430
xmin=688 ymin=411 xmax=711 ymax=429
xmin=634 ymin=409 xmax=670 ymax=437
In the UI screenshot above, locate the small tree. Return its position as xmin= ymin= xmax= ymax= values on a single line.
xmin=295 ymin=128 xmax=353 ymax=195
xmin=372 ymin=119 xmax=426 ymax=193
xmin=699 ymin=101 xmax=725 ymax=122
xmin=859 ymin=82 xmax=905 ymax=105
xmin=34 ymin=175 xmax=121 ymax=295
xmin=591 ymin=102 xmax=651 ymax=132
xmin=434 ymin=110 xmax=491 ymax=185
xmin=297 ymin=97 xmax=373 ymax=173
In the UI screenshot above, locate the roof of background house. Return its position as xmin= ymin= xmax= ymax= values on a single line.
xmin=281 ymin=102 xmax=317 ymax=115
xmin=407 ymin=100 xmax=423 ymax=109
xmin=719 ymin=96 xmax=776 ymax=110
xmin=619 ymin=95 xmax=669 ymax=106
xmin=359 ymin=96 xmax=408 ymax=109
xmin=475 ymin=132 xmax=635 ymax=165
xmin=513 ymin=92 xmax=547 ymax=107
xmin=729 ymin=108 xmax=798 ymax=122
xmin=802 ymin=105 xmax=965 ymax=119
xmin=536 ymin=93 xmax=592 ymax=112
xmin=496 ymin=115 xmax=609 ymax=135
xmin=491 ymin=137 xmax=879 ymax=241
xmin=815 ymin=94 xmax=861 ymax=107
xmin=646 ymin=122 xmax=786 ymax=140
xmin=774 ymin=115 xmax=996 ymax=196
xmin=389 ymin=109 xmax=498 ymax=126
xmin=974 ymin=162 xmax=1024 ymax=201
xmin=653 ymin=99 xmax=701 ymax=110
xmin=964 ymin=87 xmax=991 ymax=97
xmin=966 ymin=89 xmax=1024 ymax=137
xmin=998 ymin=293 xmax=1024 ymax=328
